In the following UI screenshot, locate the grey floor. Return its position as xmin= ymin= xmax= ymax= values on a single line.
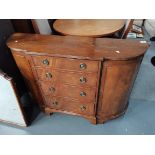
xmin=0 ymin=38 xmax=155 ymax=135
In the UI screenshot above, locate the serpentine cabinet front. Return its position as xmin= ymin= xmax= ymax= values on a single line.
xmin=7 ymin=33 xmax=148 ymax=124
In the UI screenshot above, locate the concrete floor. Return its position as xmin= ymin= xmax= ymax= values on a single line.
xmin=0 ymin=39 xmax=155 ymax=135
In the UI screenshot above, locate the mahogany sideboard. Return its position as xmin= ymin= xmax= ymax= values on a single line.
xmin=7 ymin=33 xmax=149 ymax=124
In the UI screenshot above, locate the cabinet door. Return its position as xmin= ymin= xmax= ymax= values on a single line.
xmin=97 ymin=57 xmax=142 ymax=123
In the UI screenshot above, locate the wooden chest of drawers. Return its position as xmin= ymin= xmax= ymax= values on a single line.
xmin=7 ymin=33 xmax=149 ymax=124
xmin=31 ymin=56 xmax=100 ymax=123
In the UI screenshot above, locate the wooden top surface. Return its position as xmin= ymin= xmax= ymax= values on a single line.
xmin=53 ymin=19 xmax=125 ymax=37
xmin=7 ymin=33 xmax=149 ymax=61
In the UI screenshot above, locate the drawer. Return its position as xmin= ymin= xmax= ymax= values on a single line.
xmin=35 ymin=68 xmax=98 ymax=87
xmin=32 ymin=56 xmax=99 ymax=73
xmin=32 ymin=56 xmax=54 ymax=67
xmin=54 ymin=57 xmax=99 ymax=72
xmin=34 ymin=68 xmax=56 ymax=81
xmin=40 ymin=82 xmax=96 ymax=102
xmin=44 ymin=96 xmax=95 ymax=116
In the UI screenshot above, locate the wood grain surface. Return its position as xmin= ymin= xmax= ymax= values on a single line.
xmin=53 ymin=19 xmax=125 ymax=37
xmin=7 ymin=33 xmax=149 ymax=124
xmin=7 ymin=33 xmax=149 ymax=61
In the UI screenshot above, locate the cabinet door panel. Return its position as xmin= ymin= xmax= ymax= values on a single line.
xmin=97 ymin=58 xmax=142 ymax=123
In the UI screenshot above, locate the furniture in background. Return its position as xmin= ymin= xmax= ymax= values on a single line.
xmin=144 ymin=19 xmax=155 ymax=66
xmin=48 ymin=19 xmax=58 ymax=34
xmin=11 ymin=19 xmax=35 ymax=33
xmin=0 ymin=19 xmax=27 ymax=96
xmin=0 ymin=70 xmax=27 ymax=126
xmin=7 ymin=33 xmax=148 ymax=124
xmin=144 ymin=19 xmax=155 ymax=38
xmin=132 ymin=19 xmax=155 ymax=39
xmin=31 ymin=19 xmax=52 ymax=35
xmin=151 ymin=56 xmax=155 ymax=66
xmin=120 ymin=19 xmax=134 ymax=39
xmin=133 ymin=19 xmax=144 ymax=27
xmin=0 ymin=20 xmax=40 ymax=126
xmin=53 ymin=19 xmax=125 ymax=37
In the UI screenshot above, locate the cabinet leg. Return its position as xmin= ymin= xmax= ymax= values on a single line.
xmin=83 ymin=116 xmax=97 ymax=124
xmin=89 ymin=117 xmax=97 ymax=125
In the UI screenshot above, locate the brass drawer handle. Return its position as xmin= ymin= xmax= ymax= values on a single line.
xmin=80 ymin=76 xmax=87 ymax=83
xmin=52 ymin=101 xmax=58 ymax=105
xmin=80 ymin=63 xmax=87 ymax=70
xmin=46 ymin=72 xmax=52 ymax=78
xmin=49 ymin=87 xmax=55 ymax=93
xmin=80 ymin=105 xmax=86 ymax=111
xmin=80 ymin=91 xmax=86 ymax=97
xmin=42 ymin=59 xmax=49 ymax=65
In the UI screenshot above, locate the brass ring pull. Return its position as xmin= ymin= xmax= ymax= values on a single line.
xmin=52 ymin=101 xmax=58 ymax=105
xmin=42 ymin=59 xmax=49 ymax=65
xmin=80 ymin=105 xmax=86 ymax=111
xmin=80 ymin=76 xmax=87 ymax=83
xmin=49 ymin=87 xmax=55 ymax=93
xmin=80 ymin=63 xmax=87 ymax=70
xmin=80 ymin=91 xmax=86 ymax=97
xmin=46 ymin=72 xmax=52 ymax=78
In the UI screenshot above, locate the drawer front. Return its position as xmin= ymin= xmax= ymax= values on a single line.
xmin=32 ymin=56 xmax=99 ymax=73
xmin=45 ymin=96 xmax=95 ymax=116
xmin=40 ymin=82 xmax=96 ymax=102
xmin=35 ymin=68 xmax=98 ymax=87
xmin=32 ymin=56 xmax=54 ymax=67
xmin=54 ymin=57 xmax=99 ymax=72
xmin=34 ymin=68 xmax=57 ymax=81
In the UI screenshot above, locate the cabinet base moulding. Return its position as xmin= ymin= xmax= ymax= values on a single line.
xmin=45 ymin=107 xmax=97 ymax=124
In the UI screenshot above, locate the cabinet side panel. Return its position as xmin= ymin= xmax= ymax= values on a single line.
xmin=97 ymin=57 xmax=143 ymax=123
xmin=12 ymin=52 xmax=44 ymax=109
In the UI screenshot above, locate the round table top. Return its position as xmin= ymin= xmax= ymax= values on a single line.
xmin=53 ymin=19 xmax=125 ymax=37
